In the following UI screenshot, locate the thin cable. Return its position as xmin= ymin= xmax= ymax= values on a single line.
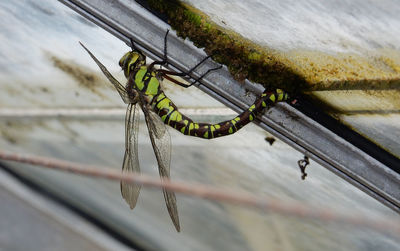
xmin=0 ymin=149 xmax=399 ymax=236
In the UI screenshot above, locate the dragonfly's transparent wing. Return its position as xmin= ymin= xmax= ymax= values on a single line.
xmin=79 ymin=42 xmax=130 ymax=104
xmin=142 ymin=104 xmax=180 ymax=232
xmin=121 ymin=103 xmax=141 ymax=208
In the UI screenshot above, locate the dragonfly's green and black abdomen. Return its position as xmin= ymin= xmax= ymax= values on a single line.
xmin=152 ymin=89 xmax=289 ymax=139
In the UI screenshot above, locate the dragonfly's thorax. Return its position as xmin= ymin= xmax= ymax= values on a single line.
xmin=132 ymin=66 xmax=162 ymax=103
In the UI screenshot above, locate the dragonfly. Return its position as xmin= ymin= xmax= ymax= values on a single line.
xmin=80 ymin=30 xmax=289 ymax=232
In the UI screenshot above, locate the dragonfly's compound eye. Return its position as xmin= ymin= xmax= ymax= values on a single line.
xmin=119 ymin=52 xmax=132 ymax=68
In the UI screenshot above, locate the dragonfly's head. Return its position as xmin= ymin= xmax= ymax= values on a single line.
xmin=119 ymin=51 xmax=146 ymax=78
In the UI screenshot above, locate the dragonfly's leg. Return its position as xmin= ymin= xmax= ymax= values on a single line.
xmin=162 ymin=75 xmax=193 ymax=88
xmin=148 ymin=30 xmax=170 ymax=70
xmin=156 ymin=54 xmax=213 ymax=78
xmin=157 ymin=64 xmax=222 ymax=88
xmin=188 ymin=65 xmax=222 ymax=87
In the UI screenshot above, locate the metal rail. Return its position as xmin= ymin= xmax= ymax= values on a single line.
xmin=58 ymin=0 xmax=400 ymax=212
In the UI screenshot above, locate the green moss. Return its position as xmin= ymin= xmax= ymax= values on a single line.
xmin=185 ymin=10 xmax=202 ymax=25
xmin=146 ymin=0 xmax=307 ymax=94
xmin=248 ymin=52 xmax=261 ymax=61
xmin=145 ymin=0 xmax=400 ymax=95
